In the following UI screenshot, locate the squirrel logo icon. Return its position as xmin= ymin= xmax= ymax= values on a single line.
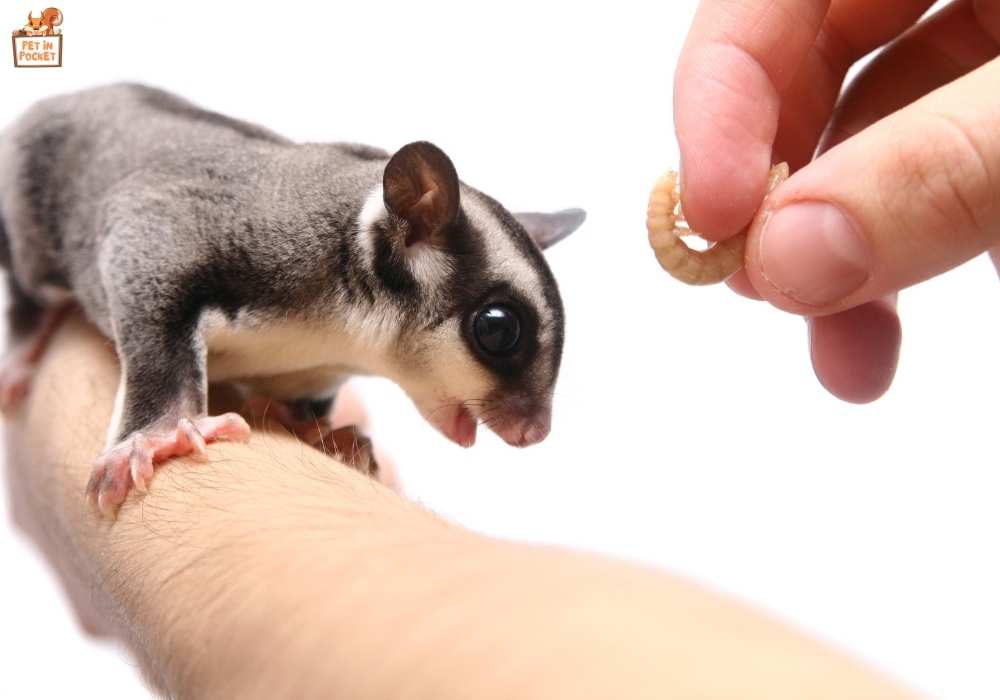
xmin=11 ymin=7 xmax=63 ymax=67
xmin=13 ymin=7 xmax=62 ymax=37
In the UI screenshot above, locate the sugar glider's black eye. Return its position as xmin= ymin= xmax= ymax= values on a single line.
xmin=473 ymin=305 xmax=521 ymax=357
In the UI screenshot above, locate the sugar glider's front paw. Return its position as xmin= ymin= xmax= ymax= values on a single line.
xmin=328 ymin=425 xmax=379 ymax=479
xmin=86 ymin=413 xmax=251 ymax=518
xmin=241 ymin=396 xmax=337 ymax=449
xmin=242 ymin=396 xmax=379 ymax=479
xmin=240 ymin=398 xmax=382 ymax=481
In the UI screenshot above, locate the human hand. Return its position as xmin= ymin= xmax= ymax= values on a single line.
xmin=674 ymin=0 xmax=1000 ymax=402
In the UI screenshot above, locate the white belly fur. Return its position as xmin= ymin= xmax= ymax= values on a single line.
xmin=201 ymin=312 xmax=374 ymax=388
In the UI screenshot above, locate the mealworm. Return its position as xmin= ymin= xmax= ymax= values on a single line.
xmin=646 ymin=163 xmax=789 ymax=285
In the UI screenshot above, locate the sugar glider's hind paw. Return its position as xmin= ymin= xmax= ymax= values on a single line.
xmin=0 ymin=302 xmax=76 ymax=414
xmin=0 ymin=356 xmax=36 ymax=413
xmin=86 ymin=412 xmax=251 ymax=518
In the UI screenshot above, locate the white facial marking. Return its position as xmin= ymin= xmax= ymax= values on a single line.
xmin=462 ymin=191 xmax=554 ymax=348
xmin=357 ymin=185 xmax=384 ymax=264
xmin=393 ymin=317 xmax=493 ymax=418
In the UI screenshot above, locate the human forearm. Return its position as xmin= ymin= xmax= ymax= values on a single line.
xmin=6 ymin=314 xmax=465 ymax=695
xmin=7 ymin=316 xmax=922 ymax=699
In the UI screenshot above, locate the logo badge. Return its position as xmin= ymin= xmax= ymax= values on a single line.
xmin=12 ymin=7 xmax=62 ymax=67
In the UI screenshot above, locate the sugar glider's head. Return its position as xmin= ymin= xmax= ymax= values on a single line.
xmin=359 ymin=141 xmax=583 ymax=448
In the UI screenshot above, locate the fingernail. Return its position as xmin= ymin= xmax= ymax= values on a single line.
xmin=759 ymin=202 xmax=870 ymax=306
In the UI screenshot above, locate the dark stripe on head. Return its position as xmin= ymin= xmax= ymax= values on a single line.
xmin=372 ymin=220 xmax=419 ymax=303
xmin=439 ymin=208 xmax=489 ymax=315
xmin=468 ymin=190 xmax=566 ymax=379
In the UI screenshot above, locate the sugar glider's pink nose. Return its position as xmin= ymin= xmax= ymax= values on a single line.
xmin=493 ymin=411 xmax=551 ymax=448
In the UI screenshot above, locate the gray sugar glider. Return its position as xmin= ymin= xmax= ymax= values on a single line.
xmin=0 ymin=83 xmax=584 ymax=516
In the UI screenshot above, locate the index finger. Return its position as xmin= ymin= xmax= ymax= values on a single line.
xmin=674 ymin=0 xmax=831 ymax=240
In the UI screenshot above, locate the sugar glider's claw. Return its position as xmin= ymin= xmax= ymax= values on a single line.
xmin=176 ymin=417 xmax=209 ymax=461
xmin=128 ymin=434 xmax=155 ymax=495
xmin=86 ymin=412 xmax=252 ymax=518
xmin=647 ymin=163 xmax=789 ymax=285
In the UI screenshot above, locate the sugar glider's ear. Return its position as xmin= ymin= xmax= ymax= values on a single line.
xmin=515 ymin=208 xmax=586 ymax=250
xmin=383 ymin=141 xmax=460 ymax=247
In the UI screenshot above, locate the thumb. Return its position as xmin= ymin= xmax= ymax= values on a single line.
xmin=744 ymin=57 xmax=1000 ymax=315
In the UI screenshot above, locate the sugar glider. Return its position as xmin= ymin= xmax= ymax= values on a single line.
xmin=0 ymin=83 xmax=584 ymax=516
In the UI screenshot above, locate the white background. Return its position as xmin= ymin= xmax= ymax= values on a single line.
xmin=1 ymin=1 xmax=997 ymax=698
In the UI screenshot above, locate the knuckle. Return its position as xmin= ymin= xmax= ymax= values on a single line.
xmin=901 ymin=112 xmax=994 ymax=233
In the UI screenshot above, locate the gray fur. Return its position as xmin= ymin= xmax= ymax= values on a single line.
xmin=0 ymin=83 xmax=583 ymax=446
